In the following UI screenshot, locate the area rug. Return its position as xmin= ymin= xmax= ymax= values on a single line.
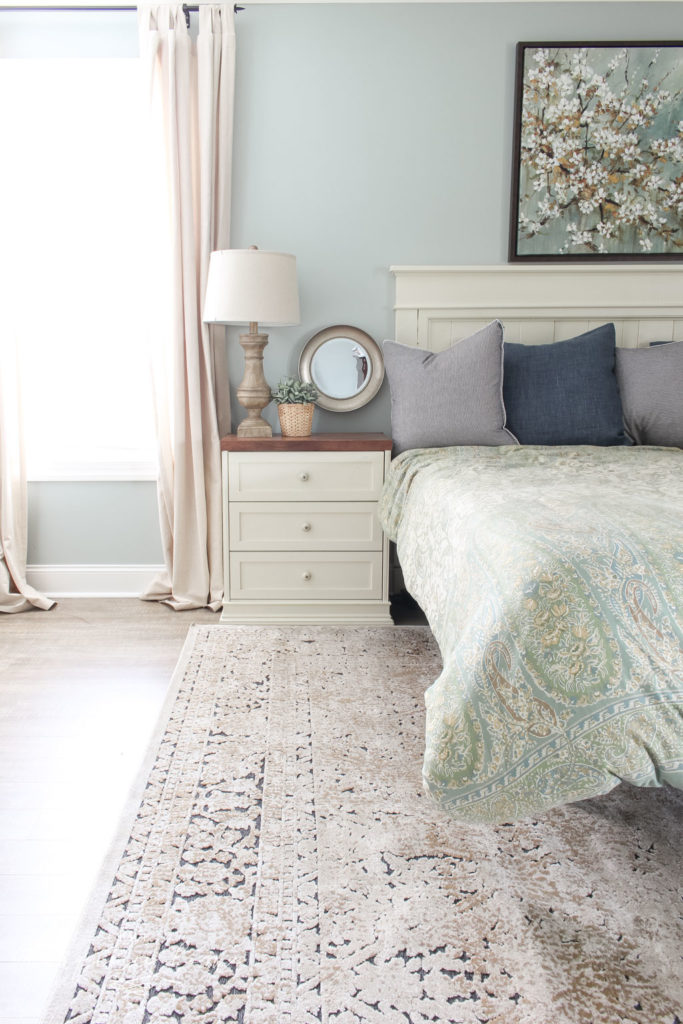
xmin=45 ymin=625 xmax=682 ymax=1024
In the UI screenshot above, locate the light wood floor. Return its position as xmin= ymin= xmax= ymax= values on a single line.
xmin=0 ymin=599 xmax=218 ymax=1024
xmin=0 ymin=595 xmax=425 ymax=1023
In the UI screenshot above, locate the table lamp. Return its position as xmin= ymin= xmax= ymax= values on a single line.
xmin=203 ymin=246 xmax=300 ymax=437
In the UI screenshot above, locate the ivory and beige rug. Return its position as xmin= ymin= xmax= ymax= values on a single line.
xmin=46 ymin=625 xmax=681 ymax=1024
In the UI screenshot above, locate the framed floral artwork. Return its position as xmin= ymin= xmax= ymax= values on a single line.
xmin=509 ymin=41 xmax=683 ymax=261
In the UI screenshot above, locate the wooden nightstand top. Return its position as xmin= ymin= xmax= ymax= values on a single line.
xmin=220 ymin=432 xmax=392 ymax=453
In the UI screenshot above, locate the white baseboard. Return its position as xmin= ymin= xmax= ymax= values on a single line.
xmin=25 ymin=564 xmax=166 ymax=598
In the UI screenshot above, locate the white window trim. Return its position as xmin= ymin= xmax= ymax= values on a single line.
xmin=28 ymin=460 xmax=159 ymax=483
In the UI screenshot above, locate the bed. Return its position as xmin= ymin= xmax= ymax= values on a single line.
xmin=379 ymin=265 xmax=683 ymax=824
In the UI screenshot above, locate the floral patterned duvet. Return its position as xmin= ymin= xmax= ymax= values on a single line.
xmin=379 ymin=445 xmax=683 ymax=823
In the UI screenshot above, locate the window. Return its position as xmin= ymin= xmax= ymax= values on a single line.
xmin=0 ymin=57 xmax=157 ymax=480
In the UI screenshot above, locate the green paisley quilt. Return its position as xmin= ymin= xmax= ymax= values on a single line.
xmin=379 ymin=445 xmax=683 ymax=823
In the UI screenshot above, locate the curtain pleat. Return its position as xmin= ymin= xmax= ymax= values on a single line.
xmin=138 ymin=3 xmax=235 ymax=611
xmin=0 ymin=332 xmax=56 ymax=614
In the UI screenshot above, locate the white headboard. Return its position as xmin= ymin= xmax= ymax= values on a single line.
xmin=391 ymin=265 xmax=683 ymax=350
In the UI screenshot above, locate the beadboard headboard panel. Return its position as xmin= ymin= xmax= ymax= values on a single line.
xmin=391 ymin=265 xmax=683 ymax=350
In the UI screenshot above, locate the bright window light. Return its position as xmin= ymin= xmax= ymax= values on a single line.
xmin=0 ymin=58 xmax=158 ymax=480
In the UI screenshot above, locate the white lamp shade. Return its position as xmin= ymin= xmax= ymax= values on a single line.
xmin=203 ymin=249 xmax=300 ymax=326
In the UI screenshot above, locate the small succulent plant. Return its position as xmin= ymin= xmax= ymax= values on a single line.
xmin=271 ymin=376 xmax=319 ymax=405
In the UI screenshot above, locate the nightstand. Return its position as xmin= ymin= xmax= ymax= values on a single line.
xmin=220 ymin=433 xmax=393 ymax=625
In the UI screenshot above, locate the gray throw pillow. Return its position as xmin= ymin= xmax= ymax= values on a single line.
xmin=383 ymin=321 xmax=518 ymax=455
xmin=615 ymin=342 xmax=682 ymax=447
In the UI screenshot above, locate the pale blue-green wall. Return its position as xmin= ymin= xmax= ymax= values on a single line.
xmin=27 ymin=482 xmax=163 ymax=564
xmin=18 ymin=2 xmax=682 ymax=565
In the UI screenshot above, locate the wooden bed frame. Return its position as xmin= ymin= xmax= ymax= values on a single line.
xmin=391 ymin=264 xmax=683 ymax=350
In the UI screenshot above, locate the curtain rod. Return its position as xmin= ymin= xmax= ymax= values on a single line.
xmin=0 ymin=5 xmax=244 ymax=22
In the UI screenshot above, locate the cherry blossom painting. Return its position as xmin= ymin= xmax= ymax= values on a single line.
xmin=509 ymin=42 xmax=683 ymax=261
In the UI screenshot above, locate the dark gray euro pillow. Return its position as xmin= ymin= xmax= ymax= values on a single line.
xmin=615 ymin=342 xmax=682 ymax=447
xmin=383 ymin=321 xmax=518 ymax=455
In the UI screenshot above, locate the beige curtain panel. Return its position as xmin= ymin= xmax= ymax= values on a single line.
xmin=138 ymin=3 xmax=235 ymax=612
xmin=0 ymin=333 xmax=55 ymax=614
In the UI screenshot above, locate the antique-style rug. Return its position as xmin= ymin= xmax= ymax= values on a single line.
xmin=45 ymin=625 xmax=681 ymax=1024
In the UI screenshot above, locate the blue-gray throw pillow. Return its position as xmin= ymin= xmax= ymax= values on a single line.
xmin=383 ymin=321 xmax=518 ymax=455
xmin=503 ymin=324 xmax=626 ymax=446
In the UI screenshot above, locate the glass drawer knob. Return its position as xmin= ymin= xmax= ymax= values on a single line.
xmin=299 ymin=471 xmax=309 ymax=482
xmin=302 ymin=570 xmax=312 ymax=582
xmin=302 ymin=522 xmax=312 ymax=532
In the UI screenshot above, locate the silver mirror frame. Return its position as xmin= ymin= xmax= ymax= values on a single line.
xmin=299 ymin=325 xmax=385 ymax=412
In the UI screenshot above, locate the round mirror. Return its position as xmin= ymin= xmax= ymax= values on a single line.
xmin=299 ymin=325 xmax=384 ymax=412
xmin=311 ymin=338 xmax=371 ymax=399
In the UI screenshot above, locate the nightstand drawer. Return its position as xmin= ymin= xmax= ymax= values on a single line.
xmin=229 ymin=551 xmax=383 ymax=600
xmin=228 ymin=451 xmax=384 ymax=502
xmin=229 ymin=502 xmax=383 ymax=551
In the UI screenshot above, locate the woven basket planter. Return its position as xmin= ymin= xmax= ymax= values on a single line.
xmin=278 ymin=402 xmax=314 ymax=437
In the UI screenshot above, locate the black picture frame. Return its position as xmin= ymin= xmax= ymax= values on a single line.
xmin=509 ymin=41 xmax=683 ymax=262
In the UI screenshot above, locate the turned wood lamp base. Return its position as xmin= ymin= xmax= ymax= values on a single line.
xmin=236 ymin=322 xmax=273 ymax=438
